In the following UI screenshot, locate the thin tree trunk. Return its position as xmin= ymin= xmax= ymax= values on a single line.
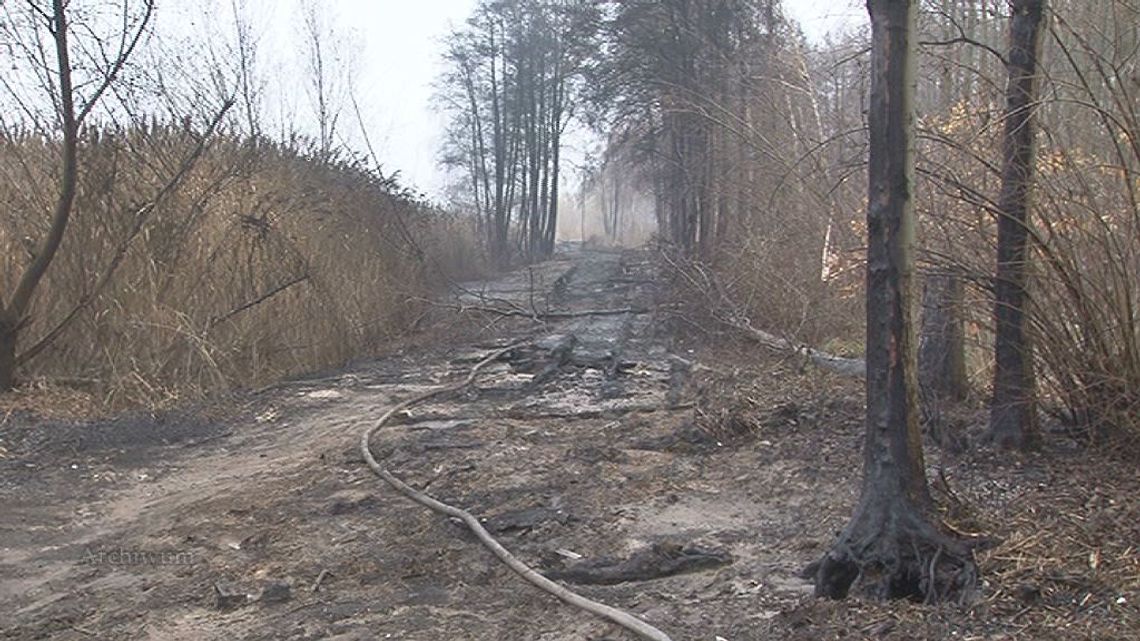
xmin=919 ymin=267 xmax=969 ymax=448
xmin=609 ymin=170 xmax=621 ymax=241
xmin=990 ymin=0 xmax=1046 ymax=450
xmin=546 ymin=144 xmax=559 ymax=254
xmin=545 ymin=73 xmax=564 ymax=256
xmin=919 ymin=268 xmax=968 ymax=401
xmin=487 ymin=16 xmax=509 ymax=264
xmin=0 ymin=325 xmax=17 ymax=391
xmin=0 ymin=0 xmax=80 ymax=391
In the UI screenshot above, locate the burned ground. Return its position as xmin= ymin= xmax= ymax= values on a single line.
xmin=1 ymin=247 xmax=1136 ymax=640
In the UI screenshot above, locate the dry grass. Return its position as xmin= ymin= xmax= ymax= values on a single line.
xmin=0 ymin=125 xmax=483 ymax=409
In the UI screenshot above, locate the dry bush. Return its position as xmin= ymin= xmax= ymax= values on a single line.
xmin=0 ymin=125 xmax=482 ymax=407
xmin=1013 ymin=4 xmax=1139 ymax=448
xmin=708 ymin=185 xmax=866 ymax=353
xmin=657 ymin=157 xmax=866 ymax=357
xmin=893 ymin=2 xmax=1140 ymax=449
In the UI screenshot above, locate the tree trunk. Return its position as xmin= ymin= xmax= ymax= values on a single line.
xmin=919 ymin=268 xmax=969 ymax=448
xmin=989 ymin=0 xmax=1046 ymax=450
xmin=813 ymin=0 xmax=977 ymax=603
xmin=0 ymin=319 xmax=17 ymax=392
xmin=609 ymin=170 xmax=621 ymax=242
xmin=919 ymin=268 xmax=968 ymax=401
xmin=0 ymin=0 xmax=81 ymax=392
xmin=545 ymin=126 xmax=560 ymax=255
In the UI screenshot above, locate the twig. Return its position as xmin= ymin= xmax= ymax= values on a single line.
xmin=311 ymin=569 xmax=331 ymax=593
xmin=207 ymin=273 xmax=310 ymax=329
xmin=918 ymin=36 xmax=1008 ymax=67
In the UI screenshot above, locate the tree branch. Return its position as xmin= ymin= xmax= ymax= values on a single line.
xmin=76 ymin=0 xmax=154 ymax=125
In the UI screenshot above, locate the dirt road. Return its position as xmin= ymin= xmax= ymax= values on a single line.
xmin=5 ymin=246 xmax=1133 ymax=641
xmin=1 ymin=246 xmax=838 ymax=640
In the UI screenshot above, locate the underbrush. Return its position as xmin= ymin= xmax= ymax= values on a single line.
xmin=666 ymin=99 xmax=1140 ymax=456
xmin=0 ymin=126 xmax=483 ymax=409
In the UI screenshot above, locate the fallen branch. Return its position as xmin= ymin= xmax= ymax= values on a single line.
xmin=207 ymin=272 xmax=310 ymax=330
xmin=668 ymin=354 xmax=731 ymax=377
xmin=311 ymin=569 xmax=331 ymax=593
xmin=359 ymin=344 xmax=673 ymax=641
xmin=727 ymin=317 xmax=866 ymax=378
xmin=658 ymin=248 xmax=863 ymax=378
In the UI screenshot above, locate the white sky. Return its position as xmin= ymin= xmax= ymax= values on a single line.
xmin=197 ymin=0 xmax=866 ymax=201
xmin=785 ymin=1 xmax=867 ymax=41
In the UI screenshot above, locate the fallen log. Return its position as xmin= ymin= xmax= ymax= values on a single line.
xmin=545 ymin=541 xmax=732 ymax=586
xmin=726 ymin=318 xmax=866 ymax=378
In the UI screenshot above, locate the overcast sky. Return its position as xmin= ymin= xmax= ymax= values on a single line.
xmin=221 ymin=0 xmax=865 ymax=200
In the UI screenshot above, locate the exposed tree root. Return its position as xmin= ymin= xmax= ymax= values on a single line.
xmin=812 ymin=496 xmax=981 ymax=603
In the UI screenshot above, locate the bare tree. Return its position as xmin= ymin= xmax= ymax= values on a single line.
xmin=230 ymin=0 xmax=265 ymax=137
xmin=298 ymin=0 xmax=354 ymax=158
xmin=439 ymin=0 xmax=596 ymax=265
xmin=0 ymin=0 xmax=154 ymax=391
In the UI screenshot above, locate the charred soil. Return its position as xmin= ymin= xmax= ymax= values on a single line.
xmin=1 ymin=246 xmax=1137 ymax=640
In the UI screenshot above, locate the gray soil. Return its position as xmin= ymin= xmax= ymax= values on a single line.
xmin=1 ymin=246 xmax=1136 ymax=640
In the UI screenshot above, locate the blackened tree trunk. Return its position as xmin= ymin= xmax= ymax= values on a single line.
xmin=0 ymin=323 xmax=17 ymax=391
xmin=813 ymin=0 xmax=977 ymax=602
xmin=989 ymin=0 xmax=1046 ymax=450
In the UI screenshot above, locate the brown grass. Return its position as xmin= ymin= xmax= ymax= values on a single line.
xmin=0 ymin=124 xmax=483 ymax=408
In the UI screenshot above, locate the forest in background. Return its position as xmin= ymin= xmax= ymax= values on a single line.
xmin=438 ymin=0 xmax=1140 ymax=453
xmin=1 ymin=0 xmax=1135 ymax=451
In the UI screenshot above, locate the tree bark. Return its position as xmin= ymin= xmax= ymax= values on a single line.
xmin=989 ymin=0 xmax=1046 ymax=450
xmin=813 ymin=0 xmax=977 ymax=602
xmin=0 ymin=321 xmax=17 ymax=392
